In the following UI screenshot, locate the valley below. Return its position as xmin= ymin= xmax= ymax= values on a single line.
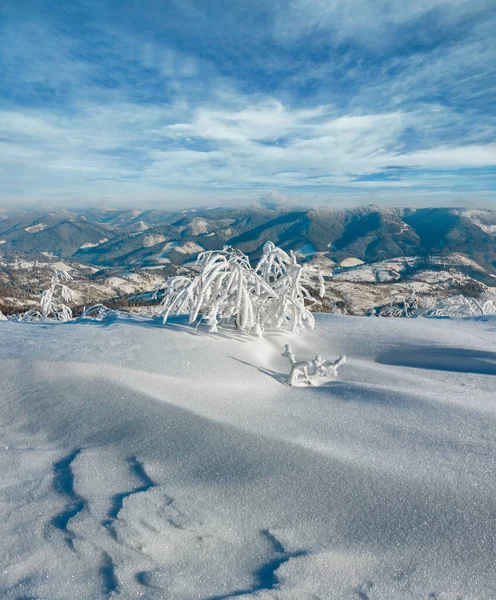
xmin=1 ymin=205 xmax=495 ymax=317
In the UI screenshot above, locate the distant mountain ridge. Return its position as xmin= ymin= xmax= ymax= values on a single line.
xmin=0 ymin=206 xmax=495 ymax=278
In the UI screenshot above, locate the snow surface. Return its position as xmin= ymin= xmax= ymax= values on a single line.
xmin=80 ymin=239 xmax=108 ymax=249
xmin=24 ymin=223 xmax=48 ymax=233
xmin=339 ymin=258 xmax=365 ymax=268
xmin=0 ymin=259 xmax=73 ymax=271
xmin=0 ymin=315 xmax=495 ymax=599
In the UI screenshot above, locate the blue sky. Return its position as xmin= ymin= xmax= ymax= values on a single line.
xmin=0 ymin=0 xmax=495 ymax=208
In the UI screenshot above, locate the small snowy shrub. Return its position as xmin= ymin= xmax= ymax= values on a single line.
xmin=313 ymin=354 xmax=347 ymax=379
xmin=419 ymin=293 xmax=496 ymax=317
xmin=16 ymin=309 xmax=42 ymax=322
xmin=80 ymin=304 xmax=118 ymax=320
xmin=369 ymin=290 xmax=419 ymax=318
xmin=282 ymin=344 xmax=313 ymax=386
xmin=282 ymin=344 xmax=346 ymax=386
xmin=369 ymin=291 xmax=496 ymax=318
xmin=157 ymin=242 xmax=326 ymax=334
xmin=40 ymin=270 xmax=79 ymax=321
xmin=326 ymin=300 xmax=348 ymax=315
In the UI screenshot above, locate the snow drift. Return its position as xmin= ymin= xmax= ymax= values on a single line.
xmin=0 ymin=314 xmax=495 ymax=599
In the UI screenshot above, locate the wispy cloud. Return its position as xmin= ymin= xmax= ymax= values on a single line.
xmin=0 ymin=0 xmax=494 ymax=206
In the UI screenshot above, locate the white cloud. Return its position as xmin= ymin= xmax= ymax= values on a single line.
xmin=0 ymin=0 xmax=494 ymax=208
xmin=388 ymin=144 xmax=496 ymax=168
xmin=274 ymin=0 xmax=491 ymax=47
xmin=1 ymin=95 xmax=495 ymax=205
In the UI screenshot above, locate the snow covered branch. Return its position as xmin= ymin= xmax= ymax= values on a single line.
xmin=282 ymin=344 xmax=346 ymax=386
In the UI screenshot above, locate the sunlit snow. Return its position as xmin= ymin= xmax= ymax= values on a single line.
xmin=0 ymin=314 xmax=495 ymax=598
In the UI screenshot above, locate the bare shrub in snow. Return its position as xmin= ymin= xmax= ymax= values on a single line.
xmin=157 ymin=242 xmax=326 ymax=334
xmin=282 ymin=344 xmax=346 ymax=386
xmin=40 ymin=270 xmax=79 ymax=321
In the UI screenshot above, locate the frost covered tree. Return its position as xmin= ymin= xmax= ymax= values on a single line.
xmin=254 ymin=242 xmax=325 ymax=332
xmin=40 ymin=270 xmax=79 ymax=321
xmin=157 ymin=248 xmax=272 ymax=333
xmin=157 ymin=242 xmax=326 ymax=334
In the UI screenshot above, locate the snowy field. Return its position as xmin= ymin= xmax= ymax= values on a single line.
xmin=0 ymin=314 xmax=495 ymax=599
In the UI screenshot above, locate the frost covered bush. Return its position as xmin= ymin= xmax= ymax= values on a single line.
xmin=368 ymin=291 xmax=419 ymax=318
xmin=79 ymin=304 xmax=119 ymax=320
xmin=419 ymin=293 xmax=496 ymax=317
xmin=40 ymin=270 xmax=79 ymax=321
xmin=282 ymin=344 xmax=346 ymax=386
xmin=1 ymin=270 xmax=78 ymax=323
xmin=15 ymin=309 xmax=42 ymax=322
xmin=326 ymin=301 xmax=348 ymax=315
xmin=256 ymin=242 xmax=325 ymax=331
xmin=368 ymin=291 xmax=496 ymax=318
xmin=157 ymin=242 xmax=325 ymax=334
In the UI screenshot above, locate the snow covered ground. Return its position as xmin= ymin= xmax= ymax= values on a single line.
xmin=0 ymin=314 xmax=495 ymax=599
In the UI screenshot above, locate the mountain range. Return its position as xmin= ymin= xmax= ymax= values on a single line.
xmin=1 ymin=205 xmax=495 ymax=316
xmin=1 ymin=206 xmax=495 ymax=278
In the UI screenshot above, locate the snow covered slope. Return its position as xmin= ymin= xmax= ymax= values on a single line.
xmin=0 ymin=315 xmax=495 ymax=599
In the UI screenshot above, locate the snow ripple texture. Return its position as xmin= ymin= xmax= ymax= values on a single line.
xmin=0 ymin=314 xmax=495 ymax=599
